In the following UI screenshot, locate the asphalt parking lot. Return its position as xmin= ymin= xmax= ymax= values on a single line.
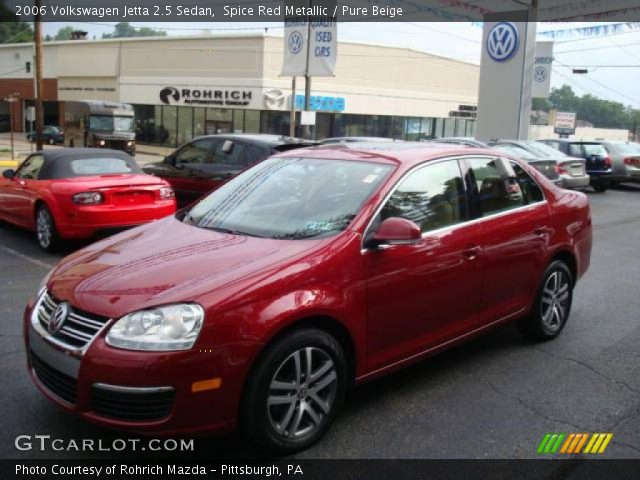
xmin=1 ymin=185 xmax=639 ymax=460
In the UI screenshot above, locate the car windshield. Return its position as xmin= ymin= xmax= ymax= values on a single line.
xmin=569 ymin=143 xmax=607 ymax=157
xmin=611 ymin=142 xmax=640 ymax=155
xmin=89 ymin=116 xmax=134 ymax=132
xmin=183 ymin=157 xmax=393 ymax=240
xmin=69 ymin=157 xmax=141 ymax=175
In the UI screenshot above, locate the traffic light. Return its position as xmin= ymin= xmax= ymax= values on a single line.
xmin=25 ymin=61 xmax=31 ymax=73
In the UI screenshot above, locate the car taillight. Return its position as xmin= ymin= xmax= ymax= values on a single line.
xmin=557 ymin=162 xmax=568 ymax=174
xmin=604 ymin=157 xmax=612 ymax=167
xmin=624 ymin=157 xmax=640 ymax=167
xmin=159 ymin=186 xmax=175 ymax=199
xmin=72 ymin=192 xmax=104 ymax=205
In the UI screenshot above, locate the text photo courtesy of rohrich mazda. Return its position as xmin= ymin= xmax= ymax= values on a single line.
xmin=1 ymin=1 xmax=640 ymax=479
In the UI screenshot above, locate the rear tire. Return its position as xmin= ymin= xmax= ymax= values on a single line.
xmin=592 ymin=181 xmax=609 ymax=192
xmin=240 ymin=328 xmax=348 ymax=454
xmin=517 ymin=260 xmax=573 ymax=341
xmin=35 ymin=205 xmax=61 ymax=252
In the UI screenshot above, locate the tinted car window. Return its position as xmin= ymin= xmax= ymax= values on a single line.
xmin=175 ymin=139 xmax=217 ymax=164
xmin=511 ymin=162 xmax=544 ymax=203
xmin=527 ymin=141 xmax=568 ymax=158
xmin=569 ymin=143 xmax=607 ymax=157
xmin=214 ymin=140 xmax=249 ymax=166
xmin=16 ymin=155 xmax=45 ymax=180
xmin=467 ymin=157 xmax=525 ymax=216
xmin=380 ymin=160 xmax=466 ymax=233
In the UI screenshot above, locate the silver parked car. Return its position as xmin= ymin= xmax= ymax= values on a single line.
xmin=489 ymin=140 xmax=590 ymax=190
xmin=600 ymin=141 xmax=640 ymax=184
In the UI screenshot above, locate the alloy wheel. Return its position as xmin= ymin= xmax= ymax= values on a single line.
xmin=36 ymin=208 xmax=52 ymax=249
xmin=540 ymin=270 xmax=570 ymax=333
xmin=267 ymin=347 xmax=338 ymax=439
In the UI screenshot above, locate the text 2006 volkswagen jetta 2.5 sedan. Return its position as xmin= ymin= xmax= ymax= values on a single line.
xmin=24 ymin=143 xmax=592 ymax=453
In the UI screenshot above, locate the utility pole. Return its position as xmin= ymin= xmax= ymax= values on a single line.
xmin=34 ymin=0 xmax=44 ymax=151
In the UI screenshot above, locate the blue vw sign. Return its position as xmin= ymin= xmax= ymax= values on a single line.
xmin=288 ymin=31 xmax=304 ymax=55
xmin=487 ymin=22 xmax=519 ymax=62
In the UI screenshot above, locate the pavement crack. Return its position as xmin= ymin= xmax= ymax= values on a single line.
xmin=486 ymin=380 xmax=583 ymax=430
xmin=532 ymin=346 xmax=640 ymax=396
xmin=610 ymin=440 xmax=640 ymax=454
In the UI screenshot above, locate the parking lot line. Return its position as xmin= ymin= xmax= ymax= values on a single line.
xmin=0 ymin=245 xmax=53 ymax=270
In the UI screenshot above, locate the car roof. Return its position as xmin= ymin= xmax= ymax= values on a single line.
xmin=540 ymin=139 xmax=601 ymax=144
xmin=275 ymin=142 xmax=502 ymax=168
xmin=320 ymin=136 xmax=398 ymax=142
xmin=192 ymin=134 xmax=316 ymax=147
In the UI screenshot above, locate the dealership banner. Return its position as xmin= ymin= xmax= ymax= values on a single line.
xmin=532 ymin=41 xmax=554 ymax=99
xmin=282 ymin=19 xmax=337 ymax=77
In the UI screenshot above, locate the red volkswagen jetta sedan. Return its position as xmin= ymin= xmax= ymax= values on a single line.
xmin=24 ymin=143 xmax=592 ymax=453
xmin=0 ymin=149 xmax=176 ymax=251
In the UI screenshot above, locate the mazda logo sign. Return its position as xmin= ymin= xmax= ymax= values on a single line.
xmin=49 ymin=302 xmax=69 ymax=334
xmin=487 ymin=22 xmax=519 ymax=62
xmin=264 ymin=89 xmax=285 ymax=110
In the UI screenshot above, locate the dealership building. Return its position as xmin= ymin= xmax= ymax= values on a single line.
xmin=0 ymin=33 xmax=479 ymax=146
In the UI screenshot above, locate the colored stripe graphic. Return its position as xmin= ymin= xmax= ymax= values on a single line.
xmin=538 ymin=433 xmax=613 ymax=454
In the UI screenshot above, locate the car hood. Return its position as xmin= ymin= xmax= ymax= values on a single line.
xmin=47 ymin=216 xmax=327 ymax=319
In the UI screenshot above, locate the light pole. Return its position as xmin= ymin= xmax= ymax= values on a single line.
xmin=3 ymin=93 xmax=20 ymax=161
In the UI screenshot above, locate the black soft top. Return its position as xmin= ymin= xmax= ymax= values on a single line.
xmin=37 ymin=148 xmax=141 ymax=179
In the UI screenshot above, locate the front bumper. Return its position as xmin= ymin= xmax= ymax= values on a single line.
xmin=24 ymin=297 xmax=258 ymax=436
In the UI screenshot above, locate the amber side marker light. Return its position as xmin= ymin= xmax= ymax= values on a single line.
xmin=192 ymin=378 xmax=222 ymax=393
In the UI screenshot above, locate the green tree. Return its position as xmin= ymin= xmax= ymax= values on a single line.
xmin=54 ymin=26 xmax=75 ymax=41
xmin=0 ymin=21 xmax=34 ymax=44
xmin=102 ymin=22 xmax=166 ymax=39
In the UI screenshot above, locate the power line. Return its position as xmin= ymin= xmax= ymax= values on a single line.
xmin=555 ymin=61 xmax=640 ymax=105
xmin=0 ymin=67 xmax=26 ymax=77
xmin=1 ymin=24 xmax=34 ymax=44
xmin=555 ymin=41 xmax=640 ymax=54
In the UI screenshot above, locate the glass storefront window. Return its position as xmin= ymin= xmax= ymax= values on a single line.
xmin=261 ymin=111 xmax=291 ymax=136
xmin=420 ymin=118 xmax=433 ymax=140
xmin=244 ymin=110 xmax=260 ymax=133
xmin=443 ymin=118 xmax=456 ymax=138
xmin=392 ymin=117 xmax=404 ymax=140
xmin=433 ymin=118 xmax=445 ymax=139
xmin=205 ymin=108 xmax=232 ymax=134
xmin=406 ymin=117 xmax=422 ymax=141
xmin=193 ymin=108 xmax=205 ymax=138
xmin=161 ymin=106 xmax=177 ymax=147
xmin=233 ymin=110 xmax=244 ymax=133
xmin=177 ymin=107 xmax=193 ymax=146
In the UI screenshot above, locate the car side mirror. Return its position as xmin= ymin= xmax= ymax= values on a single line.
xmin=368 ymin=217 xmax=421 ymax=248
xmin=2 ymin=169 xmax=15 ymax=179
xmin=165 ymin=155 xmax=176 ymax=165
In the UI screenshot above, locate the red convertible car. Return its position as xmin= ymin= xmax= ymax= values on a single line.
xmin=0 ymin=149 xmax=176 ymax=251
xmin=24 ymin=143 xmax=591 ymax=453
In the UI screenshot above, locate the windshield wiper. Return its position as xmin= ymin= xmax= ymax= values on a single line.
xmin=205 ymin=226 xmax=266 ymax=238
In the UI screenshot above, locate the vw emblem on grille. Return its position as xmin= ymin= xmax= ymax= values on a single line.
xmin=49 ymin=302 xmax=69 ymax=334
xmin=487 ymin=22 xmax=519 ymax=62
xmin=534 ymin=66 xmax=548 ymax=82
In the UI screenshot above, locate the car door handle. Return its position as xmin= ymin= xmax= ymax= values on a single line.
xmin=462 ymin=245 xmax=481 ymax=260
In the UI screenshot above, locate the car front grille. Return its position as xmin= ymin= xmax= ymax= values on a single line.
xmin=91 ymin=384 xmax=175 ymax=422
xmin=30 ymin=351 xmax=78 ymax=404
xmin=37 ymin=291 xmax=109 ymax=350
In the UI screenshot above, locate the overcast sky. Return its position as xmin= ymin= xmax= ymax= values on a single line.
xmin=41 ymin=22 xmax=640 ymax=108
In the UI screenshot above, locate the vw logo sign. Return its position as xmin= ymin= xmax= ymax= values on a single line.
xmin=288 ymin=31 xmax=304 ymax=55
xmin=534 ymin=66 xmax=548 ymax=82
xmin=487 ymin=22 xmax=519 ymax=62
xmin=263 ymin=89 xmax=285 ymax=110
xmin=49 ymin=302 xmax=69 ymax=334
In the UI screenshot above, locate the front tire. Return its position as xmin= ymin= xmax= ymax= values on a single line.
xmin=35 ymin=205 xmax=60 ymax=252
xmin=517 ymin=260 xmax=573 ymax=341
xmin=240 ymin=328 xmax=348 ymax=454
xmin=592 ymin=180 xmax=609 ymax=192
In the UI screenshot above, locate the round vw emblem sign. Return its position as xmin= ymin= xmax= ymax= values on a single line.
xmin=487 ymin=22 xmax=519 ymax=62
xmin=48 ymin=302 xmax=69 ymax=334
xmin=288 ymin=31 xmax=304 ymax=54
xmin=534 ymin=66 xmax=548 ymax=82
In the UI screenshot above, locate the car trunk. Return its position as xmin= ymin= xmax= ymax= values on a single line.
xmin=527 ymin=160 xmax=559 ymax=180
xmin=570 ymin=143 xmax=610 ymax=172
xmin=68 ymin=174 xmax=165 ymax=205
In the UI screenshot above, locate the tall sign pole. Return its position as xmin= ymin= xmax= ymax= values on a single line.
xmin=34 ymin=0 xmax=44 ymax=151
xmin=289 ymin=76 xmax=297 ymax=137
xmin=303 ymin=4 xmax=313 ymax=139
xmin=475 ymin=9 xmax=537 ymax=141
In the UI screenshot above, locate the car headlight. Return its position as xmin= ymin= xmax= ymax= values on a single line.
xmin=106 ymin=304 xmax=204 ymax=351
xmin=98 ymin=140 xmax=106 ymax=146
xmin=127 ymin=140 xmax=134 ymax=146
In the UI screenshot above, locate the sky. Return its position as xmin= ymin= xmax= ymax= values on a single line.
xmin=41 ymin=22 xmax=640 ymax=108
